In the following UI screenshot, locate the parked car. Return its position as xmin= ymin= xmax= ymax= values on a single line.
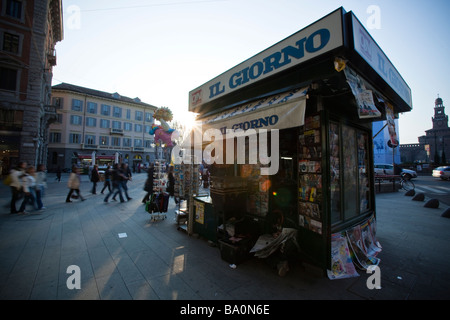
xmin=401 ymin=168 xmax=418 ymax=179
xmin=432 ymin=166 xmax=450 ymax=180
xmin=374 ymin=164 xmax=394 ymax=175
xmin=374 ymin=163 xmax=417 ymax=179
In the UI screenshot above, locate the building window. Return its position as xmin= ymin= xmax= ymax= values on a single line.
xmin=87 ymin=102 xmax=97 ymax=114
xmin=0 ymin=66 xmax=17 ymax=91
xmin=113 ymin=106 xmax=122 ymax=118
xmin=135 ymin=124 xmax=142 ymax=132
xmin=85 ymin=135 xmax=96 ymax=145
xmin=123 ymin=138 xmax=131 ymax=147
xmin=100 ymin=119 xmax=110 ymax=128
xmin=70 ymin=115 xmax=82 ymax=125
xmin=111 ymin=137 xmax=120 ymax=147
xmin=71 ymin=99 xmax=83 ymax=112
xmin=56 ymin=114 xmax=62 ymax=123
xmin=135 ymin=110 xmax=143 ymax=121
xmin=134 ymin=139 xmax=142 ymax=147
xmin=0 ymin=109 xmax=22 ymax=130
xmin=126 ymin=109 xmax=131 ymax=119
xmin=144 ymin=140 xmax=153 ymax=148
xmin=3 ymin=32 xmax=19 ymax=53
xmin=101 ymin=104 xmax=110 ymax=116
xmin=69 ymin=133 xmax=81 ymax=144
xmin=86 ymin=117 xmax=96 ymax=127
xmin=100 ymin=136 xmax=109 ymax=146
xmin=145 ymin=112 xmax=153 ymax=122
xmin=49 ymin=132 xmax=61 ymax=143
xmin=124 ymin=122 xmax=132 ymax=131
xmin=52 ymin=97 xmax=64 ymax=109
xmin=112 ymin=120 xmax=121 ymax=130
xmin=5 ymin=0 xmax=22 ymax=19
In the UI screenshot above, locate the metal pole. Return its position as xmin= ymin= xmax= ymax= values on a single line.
xmin=372 ymin=123 xmax=388 ymax=139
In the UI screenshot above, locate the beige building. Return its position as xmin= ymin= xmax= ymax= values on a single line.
xmin=48 ymin=83 xmax=158 ymax=172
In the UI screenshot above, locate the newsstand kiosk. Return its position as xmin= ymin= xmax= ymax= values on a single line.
xmin=185 ymin=7 xmax=412 ymax=276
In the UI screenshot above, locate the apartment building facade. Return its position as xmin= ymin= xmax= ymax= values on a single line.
xmin=48 ymin=83 xmax=158 ymax=172
xmin=0 ymin=0 xmax=63 ymax=175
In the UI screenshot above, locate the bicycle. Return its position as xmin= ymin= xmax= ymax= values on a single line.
xmin=399 ymin=173 xmax=415 ymax=192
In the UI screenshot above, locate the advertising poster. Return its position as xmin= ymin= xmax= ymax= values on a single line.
xmin=195 ymin=201 xmax=204 ymax=224
xmin=385 ymin=102 xmax=399 ymax=147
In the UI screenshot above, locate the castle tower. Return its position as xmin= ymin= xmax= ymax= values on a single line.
xmin=432 ymin=96 xmax=449 ymax=130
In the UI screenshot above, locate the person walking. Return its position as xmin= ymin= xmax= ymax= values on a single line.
xmin=105 ymin=163 xmax=125 ymax=203
xmin=18 ymin=166 xmax=37 ymax=214
xmin=66 ymin=166 xmax=85 ymax=202
xmin=121 ymin=163 xmax=132 ymax=201
xmin=55 ymin=166 xmax=62 ymax=182
xmin=9 ymin=161 xmax=27 ymax=214
xmin=101 ymin=165 xmax=112 ymax=194
xmin=35 ymin=164 xmax=47 ymax=211
xmin=90 ymin=164 xmax=100 ymax=194
xmin=142 ymin=163 xmax=154 ymax=204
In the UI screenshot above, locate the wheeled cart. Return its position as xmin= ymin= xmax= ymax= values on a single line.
xmin=145 ymin=192 xmax=169 ymax=222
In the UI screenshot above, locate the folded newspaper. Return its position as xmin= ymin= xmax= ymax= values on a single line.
xmin=250 ymin=228 xmax=297 ymax=259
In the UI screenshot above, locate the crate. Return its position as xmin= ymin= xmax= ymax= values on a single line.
xmin=218 ymin=239 xmax=252 ymax=265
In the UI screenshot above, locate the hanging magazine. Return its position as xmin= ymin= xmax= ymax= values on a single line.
xmin=346 ymin=224 xmax=380 ymax=270
xmin=327 ymin=233 xmax=359 ymax=280
xmin=344 ymin=66 xmax=381 ymax=119
xmin=361 ymin=220 xmax=382 ymax=257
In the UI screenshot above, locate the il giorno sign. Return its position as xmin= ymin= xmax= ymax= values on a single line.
xmin=189 ymin=9 xmax=344 ymax=111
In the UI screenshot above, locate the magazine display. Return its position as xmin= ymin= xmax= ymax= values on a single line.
xmin=327 ymin=232 xmax=359 ymax=280
xmin=328 ymin=215 xmax=382 ymax=279
xmin=242 ymin=164 xmax=269 ymax=217
xmin=298 ymin=114 xmax=323 ymax=234
xmin=174 ymin=163 xmax=199 ymax=199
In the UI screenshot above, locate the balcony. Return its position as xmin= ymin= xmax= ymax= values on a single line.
xmin=44 ymin=104 xmax=58 ymax=125
xmin=81 ymin=144 xmax=98 ymax=150
xmin=110 ymin=128 xmax=123 ymax=135
xmin=47 ymin=50 xmax=57 ymax=66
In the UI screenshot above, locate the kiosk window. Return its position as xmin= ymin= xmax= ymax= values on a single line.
xmin=329 ymin=122 xmax=372 ymax=225
xmin=329 ymin=122 xmax=340 ymax=224
xmin=357 ymin=132 xmax=370 ymax=212
xmin=342 ymin=125 xmax=358 ymax=220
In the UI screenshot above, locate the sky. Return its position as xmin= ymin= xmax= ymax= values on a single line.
xmin=52 ymin=0 xmax=450 ymax=144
